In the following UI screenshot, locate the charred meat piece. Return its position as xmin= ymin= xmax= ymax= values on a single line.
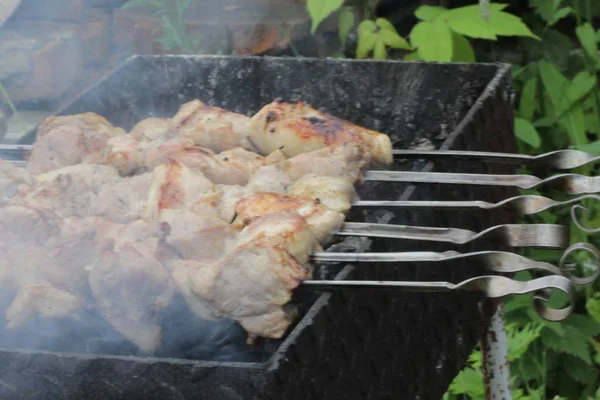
xmin=249 ymin=101 xmax=393 ymax=165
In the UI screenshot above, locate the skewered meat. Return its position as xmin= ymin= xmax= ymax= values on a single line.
xmin=234 ymin=192 xmax=345 ymax=244
xmin=215 ymin=184 xmax=251 ymax=222
xmin=283 ymin=142 xmax=371 ymax=183
xmin=247 ymin=164 xmax=291 ymax=193
xmin=5 ymin=286 xmax=84 ymax=330
xmin=146 ymin=161 xmax=216 ymax=219
xmin=130 ymin=117 xmax=173 ymax=141
xmin=249 ymin=100 xmax=393 ymax=165
xmin=0 ymin=97 xmax=395 ymax=352
xmin=158 ymin=208 xmax=238 ymax=261
xmin=172 ymin=100 xmax=256 ymax=152
xmin=236 ymin=211 xmax=321 ymax=264
xmin=95 ymin=172 xmax=153 ymax=223
xmin=89 ymin=240 xmax=175 ymax=354
xmin=190 ymin=239 xmax=311 ymax=340
xmin=166 ymin=259 xmax=218 ymax=321
xmin=288 ymin=174 xmax=356 ymax=213
xmin=172 ymin=147 xmax=253 ymax=186
xmin=0 ymin=159 xmax=34 ymax=202
xmin=103 ymin=134 xmax=147 ymax=175
xmin=26 ymin=113 xmax=126 ymax=174
xmin=20 ymin=164 xmax=121 ymax=218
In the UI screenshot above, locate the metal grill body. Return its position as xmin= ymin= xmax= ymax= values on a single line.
xmin=0 ymin=56 xmax=516 ymax=400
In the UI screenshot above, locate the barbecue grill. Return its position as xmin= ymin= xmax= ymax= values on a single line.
xmin=0 ymin=55 xmax=575 ymax=400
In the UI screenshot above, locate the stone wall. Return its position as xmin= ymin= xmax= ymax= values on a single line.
xmin=0 ymin=0 xmax=309 ymax=105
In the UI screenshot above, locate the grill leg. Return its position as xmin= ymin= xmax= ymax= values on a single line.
xmin=481 ymin=300 xmax=512 ymax=400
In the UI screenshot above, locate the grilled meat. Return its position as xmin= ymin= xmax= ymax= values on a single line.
xmin=249 ymin=100 xmax=393 ymax=165
xmin=89 ymin=239 xmax=175 ymax=354
xmin=0 ymin=98 xmax=392 ymax=351
xmin=288 ymin=174 xmax=356 ymax=213
xmin=190 ymin=239 xmax=312 ymax=340
xmin=234 ymin=192 xmax=346 ymax=244
xmin=172 ymin=100 xmax=256 ymax=152
xmin=26 ymin=113 xmax=125 ymax=175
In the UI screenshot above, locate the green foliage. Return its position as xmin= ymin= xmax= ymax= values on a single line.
xmin=122 ymin=0 xmax=203 ymax=54
xmin=307 ymin=0 xmax=344 ymax=34
xmin=356 ymin=18 xmax=411 ymax=59
xmin=307 ymin=0 xmax=600 ymax=398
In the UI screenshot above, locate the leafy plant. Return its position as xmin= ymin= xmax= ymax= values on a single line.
xmin=306 ymin=0 xmax=600 ymax=398
xmin=123 ymin=0 xmax=203 ymax=54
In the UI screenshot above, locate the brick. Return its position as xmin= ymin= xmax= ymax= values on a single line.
xmin=79 ymin=8 xmax=111 ymax=67
xmin=0 ymin=24 xmax=83 ymax=102
xmin=10 ymin=0 xmax=87 ymax=22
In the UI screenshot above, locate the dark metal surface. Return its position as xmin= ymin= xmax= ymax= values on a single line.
xmin=4 ymin=55 xmax=516 ymax=400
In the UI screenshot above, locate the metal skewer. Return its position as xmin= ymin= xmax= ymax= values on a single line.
xmin=337 ymin=223 xmax=569 ymax=248
xmin=301 ymin=275 xmax=574 ymax=321
xmin=3 ymin=146 xmax=599 ymax=171
xmin=365 ymin=170 xmax=600 ymax=195
xmin=393 ymin=149 xmax=600 ymax=170
xmin=312 ymin=249 xmax=569 ymax=279
xmin=352 ymin=194 xmax=600 ymax=214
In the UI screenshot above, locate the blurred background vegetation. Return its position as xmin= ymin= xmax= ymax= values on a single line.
xmin=300 ymin=1 xmax=600 ymax=399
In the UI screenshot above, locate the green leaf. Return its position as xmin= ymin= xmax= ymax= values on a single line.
xmin=338 ymin=6 xmax=355 ymax=46
xmin=356 ymin=26 xmax=377 ymax=59
xmin=414 ymin=5 xmax=447 ymax=21
xmin=441 ymin=6 xmax=497 ymax=40
xmin=358 ymin=20 xmax=376 ymax=34
xmin=541 ymin=325 xmax=592 ymax=364
xmin=373 ymin=36 xmax=387 ymax=60
xmin=488 ymin=10 xmax=540 ymax=39
xmin=410 ymin=20 xmax=453 ymax=62
xmin=596 ymin=29 xmax=600 ymax=43
xmin=537 ymin=60 xmax=569 ymax=111
xmin=506 ymin=323 xmax=543 ymax=361
xmin=519 ymin=77 xmax=538 ymax=120
xmin=448 ymin=368 xmax=485 ymax=397
xmin=549 ymin=7 xmax=573 ymax=25
xmin=451 ymin=31 xmax=475 ymax=62
xmin=380 ymin=30 xmax=411 ymax=50
xmin=403 ymin=51 xmax=421 ymax=61
xmin=587 ymin=295 xmax=600 ymax=323
xmin=564 ymin=355 xmax=598 ymax=384
xmin=307 ymin=0 xmax=344 ymax=34
xmin=377 ymin=17 xmax=411 ymax=49
xmin=575 ymin=140 xmax=600 ymax=155
xmin=562 ymin=72 xmax=597 ymax=113
xmin=584 ymin=114 xmax=600 ymax=134
xmin=529 ymin=0 xmax=560 ymax=22
xmin=562 ymin=103 xmax=586 ymax=146
xmin=515 ymin=118 xmax=541 ymax=148
xmin=576 ymin=23 xmax=600 ymax=66
xmin=375 ymin=18 xmax=395 ymax=33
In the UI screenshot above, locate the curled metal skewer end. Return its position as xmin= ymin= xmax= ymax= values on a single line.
xmin=558 ymin=242 xmax=600 ymax=285
xmin=570 ymin=204 xmax=600 ymax=234
xmin=531 ymin=277 xmax=575 ymax=322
